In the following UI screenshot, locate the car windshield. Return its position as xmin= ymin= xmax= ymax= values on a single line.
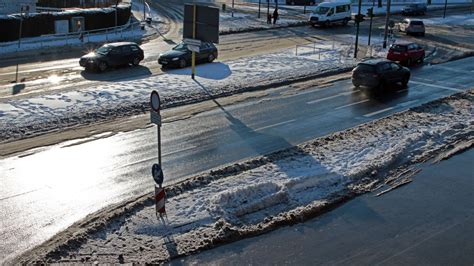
xmin=391 ymin=45 xmax=407 ymax=52
xmin=95 ymin=46 xmax=113 ymax=55
xmin=173 ymin=43 xmax=189 ymax=52
xmin=410 ymin=21 xmax=424 ymax=25
xmin=314 ymin=6 xmax=330 ymax=14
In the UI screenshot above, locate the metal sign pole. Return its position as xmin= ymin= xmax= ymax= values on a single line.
xmin=158 ymin=125 xmax=162 ymax=166
xmin=192 ymin=4 xmax=196 ymax=80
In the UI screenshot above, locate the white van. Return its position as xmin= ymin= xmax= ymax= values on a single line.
xmin=309 ymin=1 xmax=351 ymax=27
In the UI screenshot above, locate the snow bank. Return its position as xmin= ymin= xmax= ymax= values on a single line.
xmin=17 ymin=89 xmax=473 ymax=264
xmin=0 ymin=41 xmax=355 ymax=142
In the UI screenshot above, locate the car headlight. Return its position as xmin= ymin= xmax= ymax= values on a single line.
xmin=172 ymin=57 xmax=180 ymax=61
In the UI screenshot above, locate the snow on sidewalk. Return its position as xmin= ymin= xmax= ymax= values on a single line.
xmin=19 ymin=89 xmax=473 ymax=263
xmin=0 ymin=42 xmax=355 ymax=142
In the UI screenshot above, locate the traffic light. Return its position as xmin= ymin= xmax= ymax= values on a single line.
xmin=367 ymin=7 xmax=374 ymax=18
xmin=354 ymin=13 xmax=365 ymax=23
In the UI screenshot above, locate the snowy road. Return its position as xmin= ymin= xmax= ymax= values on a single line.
xmin=1 ymin=57 xmax=474 ymax=263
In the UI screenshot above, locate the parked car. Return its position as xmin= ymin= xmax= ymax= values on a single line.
xmin=158 ymin=42 xmax=218 ymax=68
xmin=286 ymin=0 xmax=315 ymax=5
xmin=398 ymin=18 xmax=425 ymax=36
xmin=79 ymin=42 xmax=144 ymax=72
xmin=352 ymin=58 xmax=411 ymax=89
xmin=309 ymin=1 xmax=351 ymax=27
xmin=401 ymin=3 xmax=427 ymax=16
xmin=387 ymin=42 xmax=425 ymax=66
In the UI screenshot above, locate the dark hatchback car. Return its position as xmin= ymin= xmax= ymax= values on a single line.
xmin=352 ymin=59 xmax=411 ymax=89
xmin=401 ymin=3 xmax=427 ymax=16
xmin=158 ymin=42 xmax=218 ymax=68
xmin=80 ymin=42 xmax=144 ymax=72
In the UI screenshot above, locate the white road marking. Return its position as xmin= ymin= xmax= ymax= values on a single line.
xmin=307 ymin=90 xmax=358 ymax=104
xmin=335 ymin=99 xmax=370 ymax=110
xmin=364 ymin=107 xmax=394 ymax=117
xmin=410 ymin=80 xmax=463 ymax=92
xmin=255 ymin=119 xmax=296 ymax=131
xmin=162 ymin=145 xmax=198 ymax=157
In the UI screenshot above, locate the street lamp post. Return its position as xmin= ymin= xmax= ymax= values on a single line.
xmin=115 ymin=0 xmax=119 ymax=27
xmin=258 ymin=0 xmax=261 ymax=18
xmin=232 ymin=0 xmax=235 ymax=17
xmin=443 ymin=0 xmax=448 ymax=18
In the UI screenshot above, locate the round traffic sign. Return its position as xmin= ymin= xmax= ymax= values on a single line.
xmin=150 ymin=90 xmax=161 ymax=112
xmin=152 ymin=163 xmax=164 ymax=185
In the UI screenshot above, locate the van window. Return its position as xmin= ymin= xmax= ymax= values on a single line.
xmin=336 ymin=5 xmax=345 ymax=13
xmin=314 ymin=6 xmax=330 ymax=15
xmin=327 ymin=8 xmax=334 ymax=16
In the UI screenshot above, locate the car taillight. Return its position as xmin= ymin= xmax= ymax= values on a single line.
xmin=403 ymin=52 xmax=408 ymax=56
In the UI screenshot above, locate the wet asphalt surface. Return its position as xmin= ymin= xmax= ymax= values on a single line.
xmin=1 ymin=57 xmax=473 ymax=262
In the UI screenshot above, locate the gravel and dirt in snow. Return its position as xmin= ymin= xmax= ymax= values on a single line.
xmin=16 ymin=89 xmax=473 ymax=264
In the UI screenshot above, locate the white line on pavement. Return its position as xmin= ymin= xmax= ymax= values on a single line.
xmin=364 ymin=107 xmax=394 ymax=117
xmin=335 ymin=99 xmax=370 ymax=110
xmin=255 ymin=119 xmax=296 ymax=131
xmin=410 ymin=80 xmax=463 ymax=92
xmin=162 ymin=145 xmax=198 ymax=157
xmin=307 ymin=90 xmax=358 ymax=104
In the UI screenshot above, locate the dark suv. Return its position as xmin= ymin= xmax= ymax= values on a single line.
xmin=402 ymin=3 xmax=427 ymax=15
xmin=80 ymin=42 xmax=144 ymax=72
xmin=352 ymin=58 xmax=411 ymax=89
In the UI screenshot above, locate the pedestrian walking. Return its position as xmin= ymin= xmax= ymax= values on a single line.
xmin=273 ymin=8 xmax=279 ymax=24
xmin=267 ymin=13 xmax=272 ymax=24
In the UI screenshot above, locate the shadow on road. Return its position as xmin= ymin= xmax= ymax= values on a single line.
xmin=80 ymin=65 xmax=152 ymax=82
xmin=12 ymin=83 xmax=25 ymax=95
xmin=164 ymin=62 xmax=232 ymax=80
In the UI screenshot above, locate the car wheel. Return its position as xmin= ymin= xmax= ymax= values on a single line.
xmin=98 ymin=61 xmax=108 ymax=72
xmin=407 ymin=58 xmax=412 ymax=66
xmin=419 ymin=55 xmax=424 ymax=63
xmin=132 ymin=57 xmax=140 ymax=66
xmin=379 ymin=79 xmax=388 ymax=90
xmin=402 ymin=74 xmax=410 ymax=87
xmin=291 ymin=1 xmax=295 ymax=5
xmin=208 ymin=53 xmax=215 ymax=63
xmin=421 ymin=32 xmax=425 ymax=37
xmin=179 ymin=59 xmax=187 ymax=68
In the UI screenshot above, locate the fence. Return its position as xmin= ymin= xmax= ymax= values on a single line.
xmin=295 ymin=40 xmax=356 ymax=63
xmin=0 ymin=21 xmax=145 ymax=54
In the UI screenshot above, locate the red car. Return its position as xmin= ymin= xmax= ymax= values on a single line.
xmin=387 ymin=42 xmax=425 ymax=66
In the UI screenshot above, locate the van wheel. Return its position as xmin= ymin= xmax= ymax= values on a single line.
xmin=324 ymin=20 xmax=330 ymax=27
xmin=342 ymin=18 xmax=349 ymax=26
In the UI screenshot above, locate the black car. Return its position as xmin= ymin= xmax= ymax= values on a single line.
xmin=352 ymin=58 xmax=411 ymax=89
xmin=158 ymin=42 xmax=218 ymax=68
xmin=401 ymin=3 xmax=427 ymax=15
xmin=79 ymin=42 xmax=144 ymax=72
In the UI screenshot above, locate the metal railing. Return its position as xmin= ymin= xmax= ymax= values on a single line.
xmin=295 ymin=40 xmax=355 ymax=62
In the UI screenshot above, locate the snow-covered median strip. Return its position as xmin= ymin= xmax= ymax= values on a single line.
xmin=0 ymin=42 xmax=355 ymax=142
xmin=17 ymin=89 xmax=473 ymax=264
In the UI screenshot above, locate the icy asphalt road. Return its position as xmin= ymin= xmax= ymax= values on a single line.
xmin=1 ymin=57 xmax=473 ymax=263
xmin=177 ymin=143 xmax=474 ymax=265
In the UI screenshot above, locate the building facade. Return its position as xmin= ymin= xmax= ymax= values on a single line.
xmin=0 ymin=0 xmax=37 ymax=15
